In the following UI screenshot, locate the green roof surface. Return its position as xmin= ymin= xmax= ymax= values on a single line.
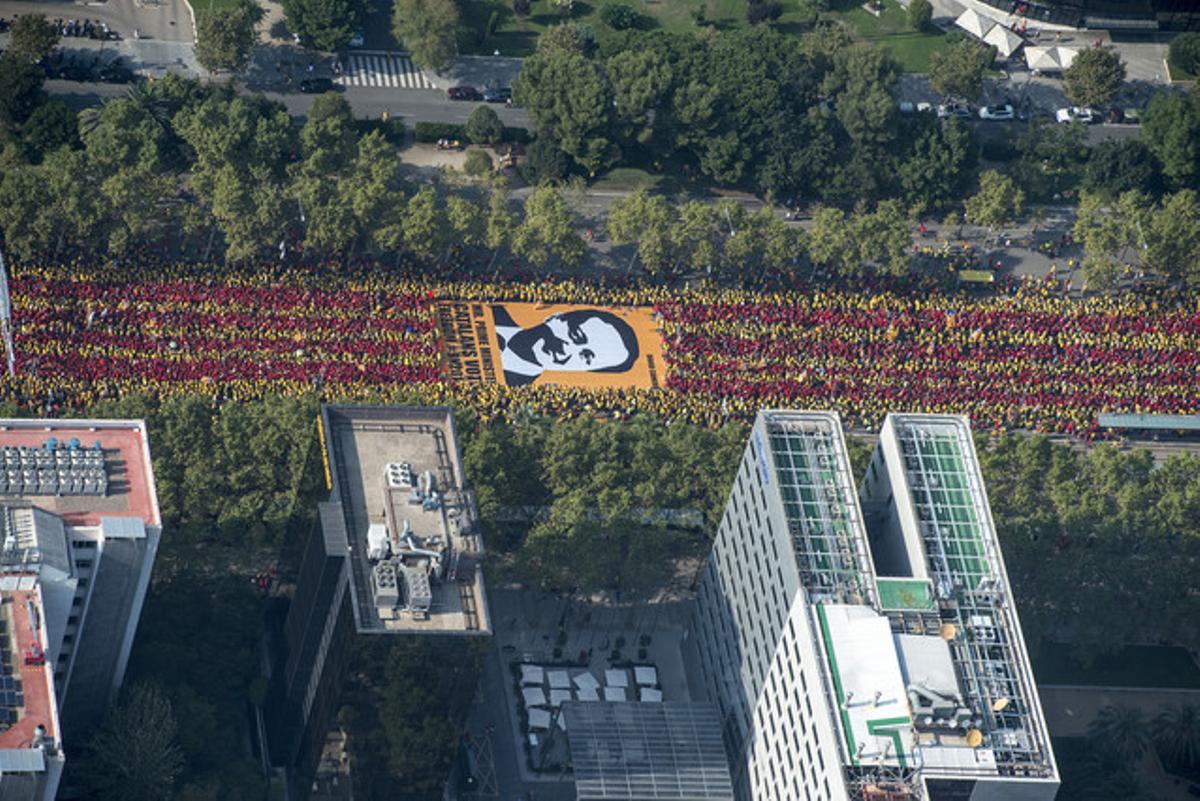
xmin=876 ymin=577 xmax=935 ymax=611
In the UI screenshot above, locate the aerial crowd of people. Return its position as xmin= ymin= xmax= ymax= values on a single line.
xmin=3 ymin=259 xmax=1198 ymax=437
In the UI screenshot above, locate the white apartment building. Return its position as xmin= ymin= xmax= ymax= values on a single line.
xmin=0 ymin=418 xmax=162 ymax=800
xmin=691 ymin=411 xmax=1057 ymax=801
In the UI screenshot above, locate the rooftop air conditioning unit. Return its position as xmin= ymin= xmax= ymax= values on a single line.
xmin=386 ymin=462 xmax=414 ymax=489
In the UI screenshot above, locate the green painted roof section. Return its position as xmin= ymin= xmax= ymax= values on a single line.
xmin=1097 ymin=413 xmax=1200 ymax=431
xmin=876 ymin=577 xmax=935 ymax=611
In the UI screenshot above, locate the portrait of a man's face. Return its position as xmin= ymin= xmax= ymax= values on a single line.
xmin=492 ymin=306 xmax=640 ymax=386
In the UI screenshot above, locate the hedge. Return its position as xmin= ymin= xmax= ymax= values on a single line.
xmin=413 ymin=121 xmax=530 ymax=144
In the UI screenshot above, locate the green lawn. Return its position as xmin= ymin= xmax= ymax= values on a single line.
xmin=835 ymin=0 xmax=950 ymax=72
xmin=458 ymin=0 xmax=951 ymax=65
xmin=459 ymin=0 xmax=822 ymax=57
xmin=1031 ymin=642 xmax=1200 ymax=689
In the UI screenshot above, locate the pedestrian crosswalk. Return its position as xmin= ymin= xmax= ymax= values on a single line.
xmin=335 ymin=52 xmax=436 ymax=90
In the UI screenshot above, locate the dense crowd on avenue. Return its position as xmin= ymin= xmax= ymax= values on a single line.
xmin=4 ymin=260 xmax=1198 ymax=437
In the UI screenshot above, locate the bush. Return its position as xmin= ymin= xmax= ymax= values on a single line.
xmin=981 ymin=136 xmax=1019 ymax=162
xmin=908 ymin=0 xmax=932 ymax=31
xmin=466 ymin=104 xmax=504 ymax=144
xmin=464 ymin=149 xmax=494 ymax=175
xmin=414 ymin=121 xmax=466 ymax=143
xmin=746 ymin=0 xmax=783 ymax=25
xmin=1169 ymin=32 xmax=1200 ymax=77
xmin=513 ymin=0 xmax=531 ymax=15
xmin=524 ymin=134 xmax=570 ymax=182
xmin=599 ymin=3 xmax=639 ymax=29
xmin=354 ymin=117 xmax=406 ymax=145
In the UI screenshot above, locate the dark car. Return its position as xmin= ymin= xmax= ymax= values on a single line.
xmin=300 ymin=77 xmax=335 ymax=94
xmin=447 ymin=85 xmax=481 ymax=101
xmin=482 ymin=86 xmax=512 ymax=103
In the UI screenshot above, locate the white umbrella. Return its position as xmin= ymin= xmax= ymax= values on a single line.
xmin=955 ymin=8 xmax=991 ymax=39
xmin=984 ymin=25 xmax=1024 ymax=58
xmin=1056 ymin=47 xmax=1079 ymax=69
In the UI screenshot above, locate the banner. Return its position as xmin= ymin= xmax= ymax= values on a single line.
xmin=436 ymin=302 xmax=666 ymax=390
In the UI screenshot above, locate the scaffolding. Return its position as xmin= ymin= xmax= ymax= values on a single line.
xmin=893 ymin=418 xmax=1054 ymax=779
xmin=766 ymin=414 xmax=877 ymax=607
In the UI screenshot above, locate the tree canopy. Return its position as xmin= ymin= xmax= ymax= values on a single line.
xmin=392 ymin=0 xmax=460 ymax=72
xmin=928 ymin=37 xmax=992 ymax=101
xmin=1063 ymin=47 xmax=1126 ymax=109
xmin=283 ymin=0 xmax=363 ymax=51
xmin=195 ymin=0 xmax=264 ymax=73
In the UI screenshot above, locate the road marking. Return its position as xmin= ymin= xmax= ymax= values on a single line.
xmin=336 ymin=52 xmax=436 ymax=91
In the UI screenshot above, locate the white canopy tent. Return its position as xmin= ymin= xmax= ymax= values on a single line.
xmin=604 ymin=669 xmax=629 ymax=688
xmin=1025 ymin=45 xmax=1078 ymax=71
xmin=549 ymin=689 xmax=573 ymax=707
xmin=983 ymin=24 xmax=1024 ymax=58
xmin=573 ymin=671 xmax=600 ymax=692
xmin=576 ymin=687 xmax=600 ymax=702
xmin=639 ymin=687 xmax=664 ymax=703
xmin=522 ymin=687 xmax=547 ymax=708
xmin=634 ymin=666 xmax=658 ymax=686
xmin=520 ymin=664 xmax=544 ymax=685
xmin=955 ymin=8 xmax=991 ymax=39
xmin=528 ymin=708 xmax=552 ymax=730
xmin=547 ymin=669 xmax=571 ymax=690
xmin=603 ymin=687 xmax=628 ymax=702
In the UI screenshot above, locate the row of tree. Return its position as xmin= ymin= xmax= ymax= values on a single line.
xmin=1075 ymin=188 xmax=1200 ymax=289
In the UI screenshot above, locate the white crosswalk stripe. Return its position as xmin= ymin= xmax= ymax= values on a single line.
xmin=335 ymin=52 xmax=437 ymax=91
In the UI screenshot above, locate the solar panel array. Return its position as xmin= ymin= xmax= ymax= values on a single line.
xmin=0 ymin=618 xmax=18 ymax=728
xmin=0 ymin=443 xmax=107 ymax=497
xmin=565 ymin=702 xmax=734 ymax=801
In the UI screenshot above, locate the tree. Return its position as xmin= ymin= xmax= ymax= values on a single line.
xmin=446 ymin=195 xmax=486 ymax=245
xmin=1143 ymin=189 xmax=1200 ymax=287
xmin=21 ymin=100 xmax=79 ymax=162
xmin=1169 ymin=32 xmax=1200 ymax=77
xmin=1155 ymin=704 xmax=1200 ymax=769
xmin=525 ymin=134 xmax=570 ymax=182
xmin=346 ymin=131 xmax=408 ymax=254
xmin=808 ymin=206 xmax=856 ymax=275
xmin=605 ymin=188 xmax=675 ymax=274
xmin=536 ymin=22 xmax=595 ymax=57
xmin=897 ymin=116 xmax=975 ymax=214
xmin=672 ymin=200 xmax=721 ymax=273
xmin=195 ymin=0 xmax=264 ymax=73
xmin=860 ymin=200 xmax=912 ymax=275
xmin=927 ymin=38 xmax=992 ymax=101
xmin=600 ymin=3 xmax=639 ymax=30
xmin=299 ymin=91 xmax=357 ymax=173
xmin=1142 ymin=90 xmax=1200 ymax=190
xmin=965 ymin=169 xmax=1024 ymax=234
xmin=0 ymin=54 xmax=47 ymax=128
xmin=465 ymin=105 xmax=504 ymax=145
xmin=907 ymin=0 xmax=932 ymax=31
xmin=1082 ymin=138 xmax=1161 ymax=198
xmin=746 ymin=0 xmax=783 ymax=26
xmin=485 ymin=185 xmax=517 ymax=264
xmin=392 ymin=0 xmax=460 ymax=72
xmin=1063 ymin=47 xmax=1126 ymax=109
xmin=514 ymin=47 xmax=616 ymax=175
xmin=607 ymin=49 xmax=672 ymax=146
xmin=282 ymin=0 xmax=362 ymax=51
xmin=1073 ymin=191 xmax=1131 ymax=290
xmin=8 ymin=14 xmax=60 ymax=63
xmin=512 ymin=185 xmax=585 ymax=266
xmin=403 ymin=186 xmax=450 ymax=261
xmin=82 ymin=683 xmax=185 ymax=801
xmin=1089 ymin=704 xmax=1151 ymax=765
xmin=463 ymin=148 xmax=493 ymax=176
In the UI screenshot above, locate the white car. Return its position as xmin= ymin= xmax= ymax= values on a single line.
xmin=978 ymin=104 xmax=1015 ymax=121
xmin=349 ymin=31 xmax=364 ymax=47
xmin=936 ymin=103 xmax=972 ymax=119
xmin=1055 ymin=106 xmax=1096 ymax=124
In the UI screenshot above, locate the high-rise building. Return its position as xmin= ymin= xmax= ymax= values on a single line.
xmin=691 ymin=411 xmax=1057 ymax=801
xmin=0 ymin=418 xmax=162 ymax=799
xmin=266 ymin=405 xmax=490 ymax=798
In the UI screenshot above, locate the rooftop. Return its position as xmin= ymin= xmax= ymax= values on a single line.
xmin=0 ymin=582 xmax=58 ymax=757
xmin=564 ymin=702 xmax=734 ymax=801
xmin=0 ymin=420 xmax=159 ymax=528
xmin=320 ymin=405 xmax=488 ymax=635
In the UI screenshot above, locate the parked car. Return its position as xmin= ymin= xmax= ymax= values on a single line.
xmin=1055 ymin=106 xmax=1096 ymax=124
xmin=937 ymin=103 xmax=972 ymax=119
xmin=482 ymin=86 xmax=512 ymax=103
xmin=300 ymin=77 xmax=335 ymax=93
xmin=348 ymin=31 xmax=364 ymax=47
xmin=447 ymin=85 xmax=482 ymax=101
xmin=978 ymin=104 xmax=1015 ymax=121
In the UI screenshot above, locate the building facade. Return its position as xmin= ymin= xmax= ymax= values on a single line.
xmin=691 ymin=411 xmax=1057 ymax=801
xmin=266 ymin=405 xmax=490 ymax=799
xmin=0 ymin=418 xmax=162 ymax=799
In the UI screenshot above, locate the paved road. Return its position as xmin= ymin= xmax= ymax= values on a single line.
xmin=0 ymin=0 xmax=193 ymax=42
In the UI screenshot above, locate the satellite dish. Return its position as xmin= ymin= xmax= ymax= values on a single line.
xmin=939 ymin=623 xmax=958 ymax=641
xmin=966 ymin=729 xmax=984 ymax=748
xmin=992 ymin=698 xmax=1011 ymax=712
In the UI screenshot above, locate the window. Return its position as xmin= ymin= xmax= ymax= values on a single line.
xmin=73 ymin=540 xmax=96 ymax=549
xmin=67 ymin=615 xmax=79 ymax=626
xmin=77 ymin=578 xmax=89 ymax=588
xmin=71 ymin=597 xmax=82 ymax=608
xmin=62 ymin=634 xmax=74 ymax=644
xmin=76 ymin=559 xmax=93 ymax=569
